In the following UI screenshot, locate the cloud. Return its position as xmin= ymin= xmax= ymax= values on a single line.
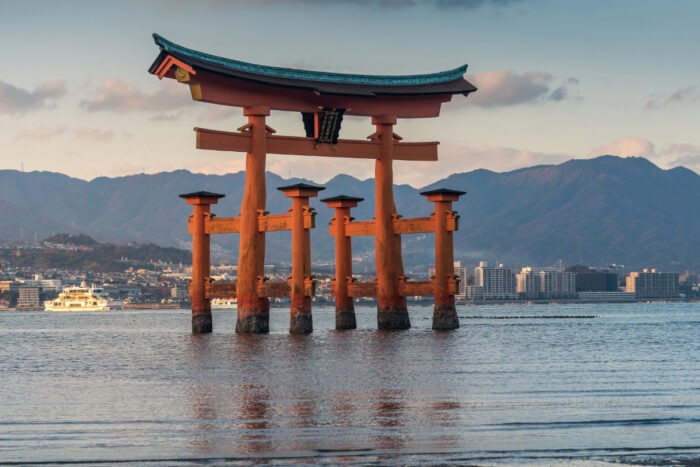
xmin=645 ymin=86 xmax=698 ymax=109
xmin=660 ymin=143 xmax=700 ymax=173
xmin=80 ymin=79 xmax=192 ymax=113
xmin=14 ymin=125 xmax=68 ymax=142
xmin=591 ymin=138 xmax=656 ymax=158
xmin=0 ymin=79 xmax=66 ymax=114
xmin=74 ymin=127 xmax=115 ymax=143
xmin=200 ymin=105 xmax=239 ymax=123
xmin=464 ymin=71 xmax=579 ymax=108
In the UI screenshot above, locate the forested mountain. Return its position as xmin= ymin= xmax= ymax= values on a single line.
xmin=1 ymin=155 xmax=697 ymax=271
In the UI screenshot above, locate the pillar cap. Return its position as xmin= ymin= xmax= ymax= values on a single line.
xmin=321 ymin=194 xmax=364 ymax=208
xmin=277 ymin=182 xmax=325 ymax=198
xmin=179 ymin=191 xmax=225 ymax=205
xmin=320 ymin=195 xmax=364 ymax=203
xmin=179 ymin=191 xmax=225 ymax=199
xmin=420 ymin=188 xmax=466 ymax=201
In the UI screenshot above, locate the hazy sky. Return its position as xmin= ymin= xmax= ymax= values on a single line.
xmin=1 ymin=0 xmax=698 ymax=187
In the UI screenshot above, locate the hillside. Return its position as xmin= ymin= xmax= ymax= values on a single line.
xmin=0 ymin=155 xmax=697 ymax=272
xmin=0 ymin=235 xmax=190 ymax=272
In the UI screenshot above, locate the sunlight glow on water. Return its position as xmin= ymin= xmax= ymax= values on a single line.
xmin=1 ymin=302 xmax=700 ymax=464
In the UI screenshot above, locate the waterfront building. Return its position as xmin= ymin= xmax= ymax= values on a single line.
xmin=171 ymin=286 xmax=189 ymax=301
xmin=475 ymin=262 xmax=517 ymax=300
xmin=517 ymin=267 xmax=576 ymax=299
xmin=540 ymin=269 xmax=576 ymax=299
xmin=18 ymin=274 xmax=62 ymax=292
xmin=0 ymin=280 xmax=18 ymax=292
xmin=16 ymin=287 xmax=41 ymax=310
xmin=516 ymin=267 xmax=541 ymax=299
xmin=578 ymin=291 xmax=636 ymax=302
xmin=625 ymin=269 xmax=679 ymax=299
xmin=573 ymin=271 xmax=619 ymax=292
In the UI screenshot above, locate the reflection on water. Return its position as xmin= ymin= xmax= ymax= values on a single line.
xmin=1 ymin=303 xmax=700 ymax=464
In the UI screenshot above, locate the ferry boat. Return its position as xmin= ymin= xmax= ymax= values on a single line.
xmin=44 ymin=282 xmax=123 ymax=312
xmin=211 ymin=298 xmax=237 ymax=309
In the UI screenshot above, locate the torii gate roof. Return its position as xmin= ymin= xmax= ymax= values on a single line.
xmin=148 ymin=34 xmax=476 ymax=118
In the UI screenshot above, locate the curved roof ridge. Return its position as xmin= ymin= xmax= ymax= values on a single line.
xmin=153 ymin=33 xmax=468 ymax=87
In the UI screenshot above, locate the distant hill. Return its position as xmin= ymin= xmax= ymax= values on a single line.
xmin=0 ymin=155 xmax=698 ymax=272
xmin=0 ymin=234 xmax=190 ymax=272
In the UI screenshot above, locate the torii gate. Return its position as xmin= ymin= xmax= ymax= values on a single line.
xmin=149 ymin=34 xmax=476 ymax=334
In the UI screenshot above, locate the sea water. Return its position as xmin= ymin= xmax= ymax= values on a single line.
xmin=1 ymin=302 xmax=699 ymax=465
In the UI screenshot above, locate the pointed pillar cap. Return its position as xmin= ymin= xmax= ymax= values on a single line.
xmin=420 ymin=187 xmax=466 ymax=202
xmin=179 ymin=191 xmax=225 ymax=204
xmin=320 ymin=194 xmax=364 ymax=208
xmin=277 ymin=183 xmax=325 ymax=198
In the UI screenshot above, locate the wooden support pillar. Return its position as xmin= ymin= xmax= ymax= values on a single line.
xmin=179 ymin=191 xmax=225 ymax=333
xmin=421 ymin=188 xmax=466 ymax=330
xmin=321 ymin=195 xmax=364 ymax=330
xmin=236 ymin=106 xmax=272 ymax=333
xmin=371 ymin=115 xmax=410 ymax=330
xmin=278 ymin=183 xmax=324 ymax=334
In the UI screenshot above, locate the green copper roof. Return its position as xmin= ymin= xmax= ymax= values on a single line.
xmin=153 ymin=33 xmax=468 ymax=87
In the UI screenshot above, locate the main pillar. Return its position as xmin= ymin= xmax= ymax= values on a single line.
xmin=321 ymin=195 xmax=364 ymax=330
xmin=372 ymin=115 xmax=410 ymax=330
xmin=236 ymin=106 xmax=271 ymax=333
xmin=279 ymin=183 xmax=324 ymax=334
xmin=422 ymin=188 xmax=465 ymax=330
xmin=179 ymin=191 xmax=225 ymax=333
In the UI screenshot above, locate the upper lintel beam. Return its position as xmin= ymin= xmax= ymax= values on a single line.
xmin=195 ymin=127 xmax=438 ymax=161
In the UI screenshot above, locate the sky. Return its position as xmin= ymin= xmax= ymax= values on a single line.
xmin=1 ymin=0 xmax=699 ymax=187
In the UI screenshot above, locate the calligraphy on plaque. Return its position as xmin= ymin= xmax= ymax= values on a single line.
xmin=301 ymin=108 xmax=345 ymax=145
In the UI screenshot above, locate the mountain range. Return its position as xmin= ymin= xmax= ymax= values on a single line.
xmin=0 ymin=155 xmax=697 ymax=272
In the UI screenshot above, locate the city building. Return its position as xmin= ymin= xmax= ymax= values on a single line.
xmin=16 ymin=287 xmax=41 ymax=310
xmin=17 ymin=274 xmax=62 ymax=292
xmin=516 ymin=267 xmax=576 ymax=299
xmin=625 ymin=269 xmax=679 ymax=299
xmin=540 ymin=269 xmax=576 ymax=299
xmin=516 ymin=267 xmax=541 ymax=299
xmin=475 ymin=261 xmax=517 ymax=300
xmin=578 ymin=291 xmax=636 ymax=302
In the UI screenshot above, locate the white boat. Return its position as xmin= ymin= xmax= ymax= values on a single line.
xmin=44 ymin=282 xmax=123 ymax=312
xmin=211 ymin=297 xmax=237 ymax=309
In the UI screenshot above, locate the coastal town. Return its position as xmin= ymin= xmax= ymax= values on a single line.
xmin=1 ymin=238 xmax=697 ymax=311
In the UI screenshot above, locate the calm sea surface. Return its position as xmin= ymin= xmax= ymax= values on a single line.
xmin=2 ymin=302 xmax=700 ymax=465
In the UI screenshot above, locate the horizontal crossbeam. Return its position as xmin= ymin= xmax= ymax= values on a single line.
xmin=196 ymin=127 xmax=438 ymax=161
xmin=206 ymin=281 xmax=236 ymax=299
xmin=188 ymin=212 xmax=315 ymax=235
xmin=334 ymin=216 xmax=458 ymax=237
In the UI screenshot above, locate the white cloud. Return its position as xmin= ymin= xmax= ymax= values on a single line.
xmin=80 ymin=79 xmax=192 ymax=113
xmin=591 ymin=138 xmax=656 ymax=158
xmin=74 ymin=127 xmax=115 ymax=143
xmin=0 ymin=79 xmax=66 ymax=114
xmin=14 ymin=125 xmax=67 ymax=142
xmin=464 ymin=70 xmax=579 ymax=108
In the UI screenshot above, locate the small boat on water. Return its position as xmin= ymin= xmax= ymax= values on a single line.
xmin=211 ymin=297 xmax=237 ymax=309
xmin=44 ymin=282 xmax=123 ymax=312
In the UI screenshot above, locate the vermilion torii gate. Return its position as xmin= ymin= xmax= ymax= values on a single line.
xmin=149 ymin=34 xmax=476 ymax=334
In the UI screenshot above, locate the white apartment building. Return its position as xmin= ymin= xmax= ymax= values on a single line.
xmin=517 ymin=267 xmax=576 ymax=299
xmin=475 ymin=261 xmax=517 ymax=300
xmin=516 ymin=267 xmax=541 ymax=299
xmin=17 ymin=274 xmax=62 ymax=292
xmin=626 ymin=269 xmax=679 ymax=299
